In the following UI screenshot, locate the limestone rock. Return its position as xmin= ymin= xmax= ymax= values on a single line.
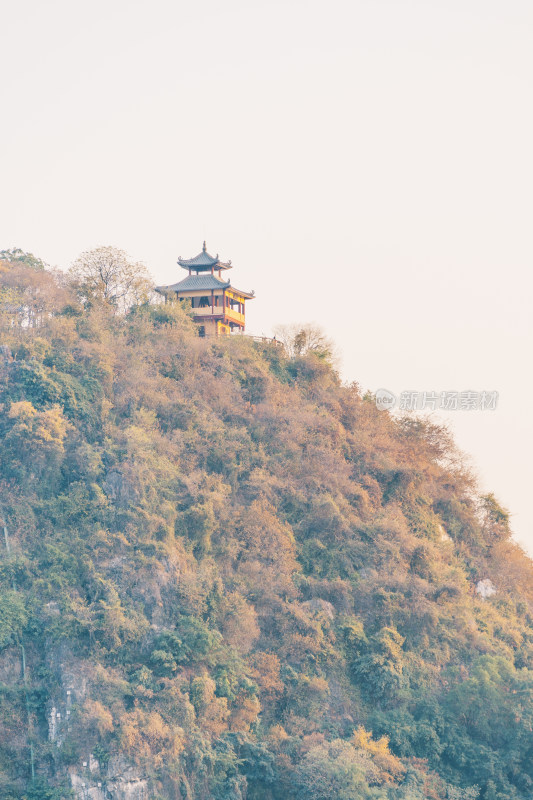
xmin=104 ymin=470 xmax=139 ymax=507
xmin=301 ymin=598 xmax=336 ymax=619
xmin=476 ymin=578 xmax=497 ymax=599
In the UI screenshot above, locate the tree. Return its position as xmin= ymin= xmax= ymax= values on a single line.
xmin=480 ymin=493 xmax=511 ymax=545
xmin=0 ymin=590 xmax=28 ymax=648
xmin=1 ymin=402 xmax=69 ymax=486
xmin=292 ymin=739 xmax=379 ymax=800
xmin=273 ymin=323 xmax=336 ymax=361
xmin=68 ymin=246 xmax=153 ymax=313
xmin=352 ymin=627 xmax=406 ymax=702
xmin=0 ymin=248 xmax=47 ymax=270
xmin=0 ymin=256 xmax=70 ymax=328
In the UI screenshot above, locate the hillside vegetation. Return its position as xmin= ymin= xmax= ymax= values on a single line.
xmin=0 ymin=254 xmax=532 ymax=800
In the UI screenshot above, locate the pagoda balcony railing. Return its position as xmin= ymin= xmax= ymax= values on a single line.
xmin=192 ymin=306 xmax=244 ymax=322
xmin=192 ymin=306 xmax=219 ymax=316
xmin=226 ymin=307 xmax=245 ymax=323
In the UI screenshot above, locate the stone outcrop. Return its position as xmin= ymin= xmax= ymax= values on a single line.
xmin=476 ymin=578 xmax=497 ymax=599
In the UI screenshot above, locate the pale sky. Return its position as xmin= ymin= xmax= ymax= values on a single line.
xmin=1 ymin=1 xmax=532 ymax=553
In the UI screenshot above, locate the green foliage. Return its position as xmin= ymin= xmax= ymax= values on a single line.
xmin=350 ymin=626 xmax=406 ymax=702
xmin=0 ymin=260 xmax=532 ymax=799
xmin=19 ymin=778 xmax=73 ymax=799
xmin=0 ymin=590 xmax=28 ymax=647
xmin=150 ymin=618 xmax=223 ymax=676
xmin=480 ymin=494 xmax=511 ymax=545
xmin=0 ymin=248 xmax=47 ymax=270
xmin=292 ymin=739 xmax=381 ymax=800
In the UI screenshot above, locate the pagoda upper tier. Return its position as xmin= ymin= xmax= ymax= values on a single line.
xmin=177 ymin=242 xmax=232 ymax=273
xmin=155 ymin=242 xmax=254 ymax=336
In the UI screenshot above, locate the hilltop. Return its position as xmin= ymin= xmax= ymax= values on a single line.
xmin=0 ymin=254 xmax=532 ymax=800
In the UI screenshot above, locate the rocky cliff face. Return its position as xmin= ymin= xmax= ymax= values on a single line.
xmin=69 ymin=756 xmax=148 ymax=800
xmin=29 ymin=646 xmax=150 ymax=799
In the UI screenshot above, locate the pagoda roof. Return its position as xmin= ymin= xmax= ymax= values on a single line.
xmin=155 ymin=272 xmax=255 ymax=300
xmin=177 ymin=242 xmax=232 ymax=272
xmin=157 ymin=274 xmax=230 ymax=293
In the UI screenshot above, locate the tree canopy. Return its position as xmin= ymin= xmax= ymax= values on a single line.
xmin=68 ymin=246 xmax=153 ymax=312
xmin=0 ymin=255 xmax=532 ymax=800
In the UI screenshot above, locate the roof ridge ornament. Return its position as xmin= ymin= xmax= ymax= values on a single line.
xmin=177 ymin=244 xmax=232 ymax=271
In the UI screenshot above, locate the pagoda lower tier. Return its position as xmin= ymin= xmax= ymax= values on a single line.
xmin=155 ymin=269 xmax=254 ymax=336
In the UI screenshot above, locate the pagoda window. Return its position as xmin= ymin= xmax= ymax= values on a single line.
xmin=199 ymin=296 xmax=210 ymax=308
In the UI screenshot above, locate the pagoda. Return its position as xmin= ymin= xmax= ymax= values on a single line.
xmin=156 ymin=243 xmax=255 ymax=336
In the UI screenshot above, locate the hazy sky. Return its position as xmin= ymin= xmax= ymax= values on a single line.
xmin=2 ymin=1 xmax=532 ymax=552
